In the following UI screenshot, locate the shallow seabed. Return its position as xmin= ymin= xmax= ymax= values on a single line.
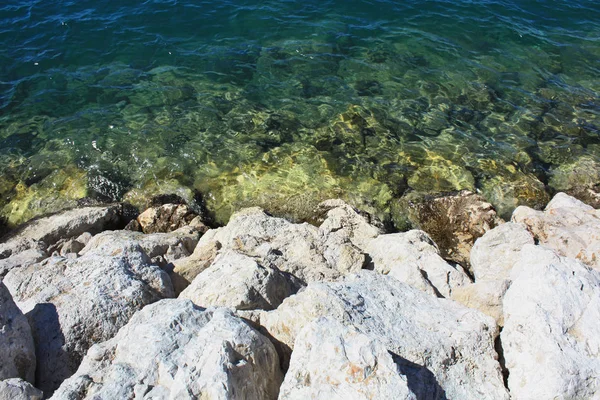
xmin=0 ymin=0 xmax=599 ymax=226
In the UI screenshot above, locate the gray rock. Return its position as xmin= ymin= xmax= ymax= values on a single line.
xmin=0 ymin=379 xmax=42 ymax=400
xmin=171 ymin=240 xmax=221 ymax=294
xmin=80 ymin=226 xmax=201 ymax=265
xmin=185 ymin=207 xmax=366 ymax=285
xmin=0 ymin=283 xmax=35 ymax=383
xmin=512 ymin=192 xmax=600 ymax=270
xmin=51 ymin=300 xmax=283 ymax=400
xmin=501 ymin=245 xmax=600 ymax=399
xmin=261 ymin=271 xmax=509 ymax=400
xmin=0 ymin=206 xmax=122 ymax=252
xmin=0 ymin=247 xmax=47 ymax=279
xmin=279 ymin=317 xmax=417 ymax=400
xmin=365 ymin=230 xmax=471 ymax=298
xmin=180 ymin=250 xmax=301 ymax=311
xmin=3 ymin=244 xmax=173 ymax=394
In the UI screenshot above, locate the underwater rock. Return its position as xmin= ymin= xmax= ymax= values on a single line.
xmin=3 ymin=244 xmax=173 ymax=394
xmin=392 ymin=191 xmax=502 ymax=269
xmin=261 ymin=271 xmax=508 ymax=400
xmin=479 ymin=169 xmax=550 ymax=221
xmin=407 ymin=155 xmax=475 ymax=193
xmin=548 ymin=155 xmax=600 ymax=208
xmin=51 ymin=301 xmax=282 ymax=400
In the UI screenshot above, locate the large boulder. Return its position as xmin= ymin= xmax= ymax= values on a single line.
xmin=365 ymin=230 xmax=471 ymax=298
xmin=0 ymin=283 xmax=35 ymax=383
xmin=80 ymin=226 xmax=201 ymax=266
xmin=179 ymin=250 xmax=301 ymax=311
xmin=0 ymin=379 xmax=42 ymax=400
xmin=501 ymin=245 xmax=600 ymax=399
xmin=451 ymin=222 xmax=534 ymax=325
xmin=0 ymin=205 xmax=127 ymax=277
xmin=512 ymin=192 xmax=600 ymax=270
xmin=3 ymin=244 xmax=173 ymax=394
xmin=279 ymin=317 xmax=416 ymax=400
xmin=393 ymin=191 xmax=502 ymax=269
xmin=261 ymin=271 xmax=509 ymax=400
xmin=174 ymin=206 xmax=368 ymax=286
xmin=51 ymin=300 xmax=283 ymax=400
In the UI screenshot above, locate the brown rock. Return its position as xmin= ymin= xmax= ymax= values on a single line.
xmin=137 ymin=204 xmax=208 ymax=234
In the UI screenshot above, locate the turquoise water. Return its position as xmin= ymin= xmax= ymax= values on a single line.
xmin=0 ymin=0 xmax=599 ymax=226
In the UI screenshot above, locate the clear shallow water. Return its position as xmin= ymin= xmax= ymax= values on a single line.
xmin=0 ymin=0 xmax=599 ymax=226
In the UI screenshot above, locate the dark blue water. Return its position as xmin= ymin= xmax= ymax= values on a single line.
xmin=1 ymin=0 xmax=599 ymax=226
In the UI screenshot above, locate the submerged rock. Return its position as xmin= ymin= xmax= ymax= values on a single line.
xmin=52 ymin=300 xmax=283 ymax=400
xmin=548 ymin=155 xmax=600 ymax=208
xmin=179 ymin=250 xmax=301 ymax=311
xmin=279 ymin=317 xmax=416 ymax=400
xmin=502 ymin=245 xmax=600 ymax=399
xmin=0 ymin=283 xmax=36 ymax=383
xmin=3 ymin=244 xmax=173 ymax=394
xmin=512 ymin=192 xmax=600 ymax=270
xmin=261 ymin=271 xmax=509 ymax=400
xmin=365 ymin=230 xmax=471 ymax=298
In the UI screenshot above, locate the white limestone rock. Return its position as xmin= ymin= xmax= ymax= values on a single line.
xmin=3 ymin=244 xmax=173 ymax=394
xmin=0 ymin=283 xmax=35 ymax=383
xmin=317 ymin=199 xmax=384 ymax=251
xmin=279 ymin=317 xmax=416 ymax=400
xmin=470 ymin=222 xmax=534 ymax=282
xmin=451 ymin=280 xmax=510 ymax=326
xmin=261 ymin=271 xmax=508 ymax=400
xmin=80 ymin=226 xmax=200 ymax=265
xmin=51 ymin=300 xmax=283 ymax=400
xmin=179 ymin=250 xmax=301 ymax=310
xmin=0 ymin=379 xmax=42 ymax=400
xmin=0 ymin=247 xmax=47 ymax=279
xmin=188 ymin=207 xmax=365 ymax=284
xmin=501 ymin=245 xmax=600 ymax=399
xmin=512 ymin=192 xmax=600 ymax=270
xmin=365 ymin=230 xmax=471 ymax=298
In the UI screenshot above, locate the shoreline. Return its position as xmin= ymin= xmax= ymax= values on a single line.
xmin=1 ymin=189 xmax=600 ymax=398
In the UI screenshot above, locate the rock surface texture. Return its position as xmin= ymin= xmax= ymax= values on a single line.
xmin=0 ymin=282 xmax=36 ymax=383
xmin=501 ymin=245 xmax=600 ymax=399
xmin=52 ymin=300 xmax=283 ymax=400
xmin=136 ymin=203 xmax=207 ymax=234
xmin=176 ymin=204 xmax=374 ymax=286
xmin=261 ymin=271 xmax=509 ymax=400
xmin=3 ymin=244 xmax=173 ymax=394
xmin=279 ymin=317 xmax=416 ymax=400
xmin=513 ymin=192 xmax=600 ymax=270
xmin=400 ymin=191 xmax=502 ymax=269
xmin=180 ymin=250 xmax=300 ymax=310
xmin=0 ymin=379 xmax=43 ymax=400
xmin=365 ymin=230 xmax=471 ymax=298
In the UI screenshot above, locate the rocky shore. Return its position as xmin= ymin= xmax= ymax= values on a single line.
xmin=1 ymin=191 xmax=599 ymax=399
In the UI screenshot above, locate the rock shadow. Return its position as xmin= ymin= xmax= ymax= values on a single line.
xmin=390 ymin=352 xmax=448 ymax=400
xmin=27 ymin=303 xmax=70 ymax=398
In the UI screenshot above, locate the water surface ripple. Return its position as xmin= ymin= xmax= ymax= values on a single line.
xmin=0 ymin=0 xmax=599 ymax=225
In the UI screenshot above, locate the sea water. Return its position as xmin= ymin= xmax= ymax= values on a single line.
xmin=0 ymin=0 xmax=599 ymax=226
